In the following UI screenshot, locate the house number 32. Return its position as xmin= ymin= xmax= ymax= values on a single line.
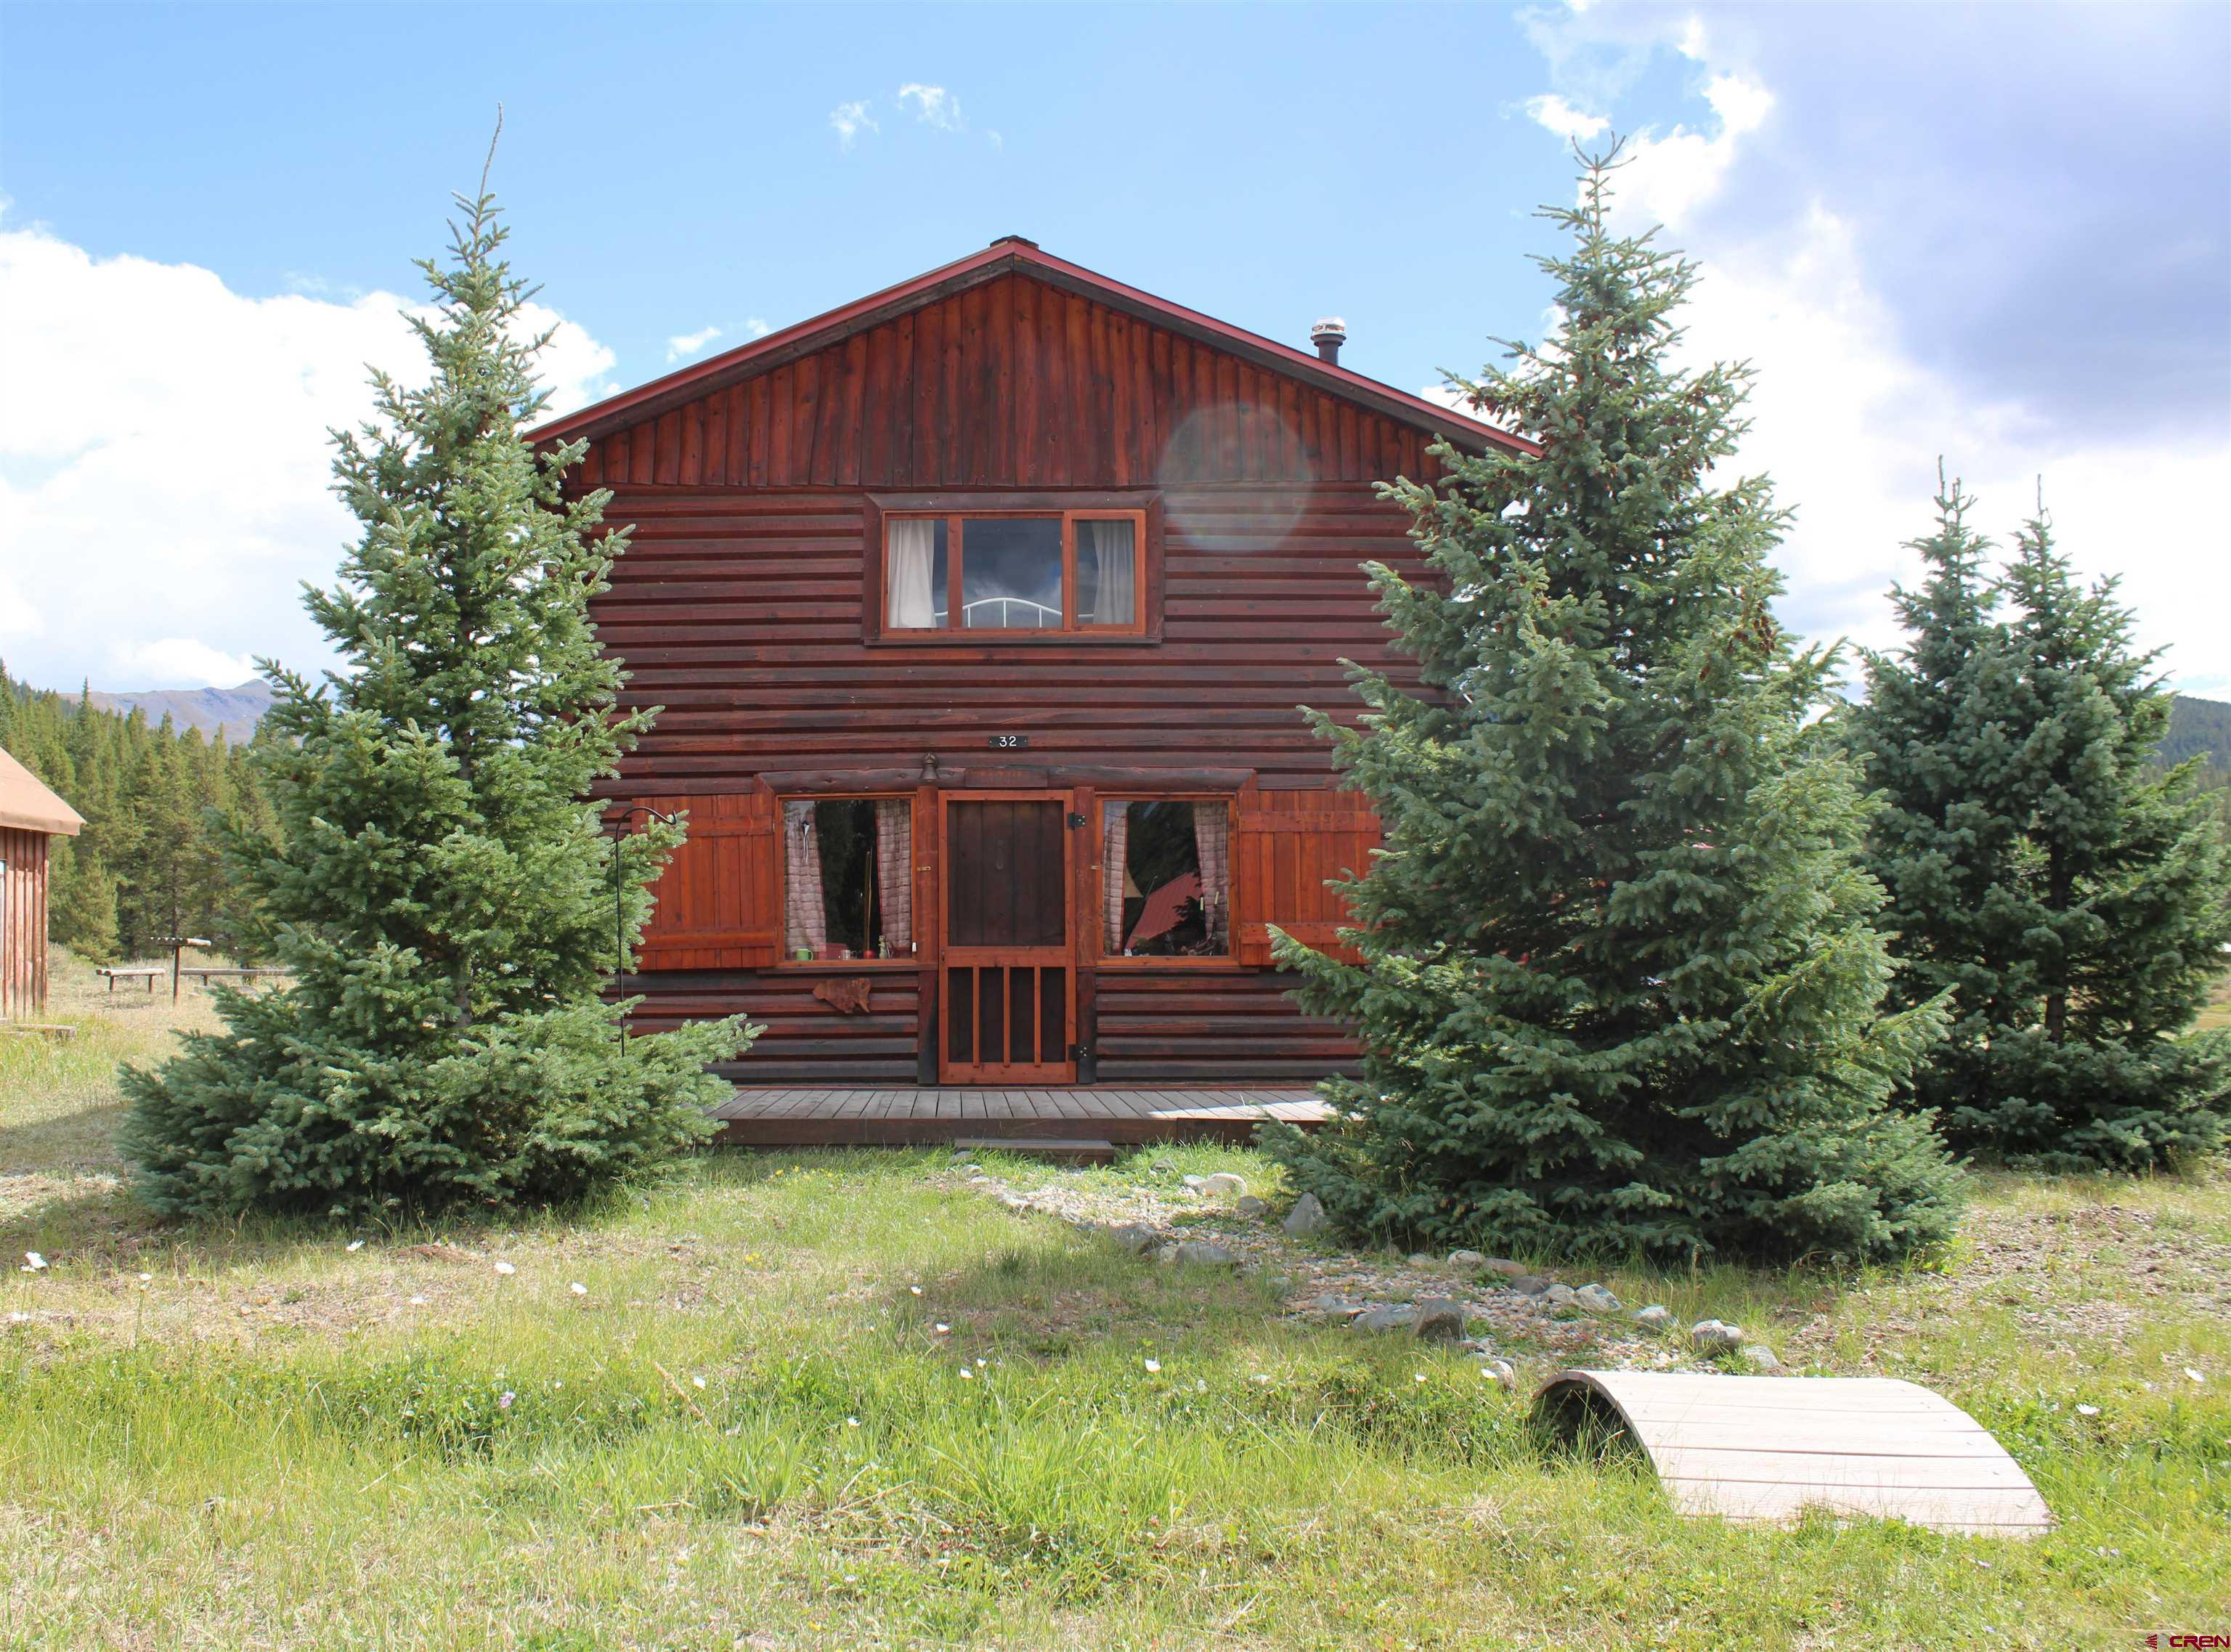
xmin=987 ymin=734 xmax=1031 ymax=749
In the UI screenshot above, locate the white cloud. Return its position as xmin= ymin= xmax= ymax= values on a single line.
xmin=1511 ymin=29 xmax=2230 ymax=697
xmin=665 ymin=324 xmax=723 ymax=362
xmin=0 ymin=219 xmax=619 ymax=693
xmin=744 ymin=317 xmax=772 ymax=339
xmin=829 ymin=100 xmax=878 ymax=148
xmin=1608 ymin=72 xmax=1774 ymax=231
xmin=109 ymin=638 xmax=261 ymax=689
xmin=1522 ymin=94 xmax=1610 ymax=144
xmin=897 ymin=84 xmax=964 ymax=131
xmin=0 ymin=570 xmax=40 ymax=640
xmin=1689 ymin=209 xmax=2230 ymax=693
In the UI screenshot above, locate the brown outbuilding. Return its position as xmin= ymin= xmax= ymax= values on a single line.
xmin=0 ymin=744 xmax=85 ymax=1019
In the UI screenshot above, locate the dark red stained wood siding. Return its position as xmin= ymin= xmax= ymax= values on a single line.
xmin=592 ymin=485 xmax=1428 ymax=791
xmin=578 ymin=266 xmax=1450 ymax=1083
xmin=577 ymin=274 xmax=1448 ymax=495
xmin=627 ymin=970 xmax=922 ymax=1085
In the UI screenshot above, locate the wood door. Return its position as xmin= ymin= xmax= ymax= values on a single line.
xmin=939 ymin=792 xmax=1076 ymax=1083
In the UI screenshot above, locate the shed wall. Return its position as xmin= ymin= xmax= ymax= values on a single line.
xmin=0 ymin=828 xmax=51 ymax=1020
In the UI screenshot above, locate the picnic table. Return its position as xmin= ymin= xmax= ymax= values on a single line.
xmin=176 ymin=967 xmax=287 ymax=987
xmin=96 ymin=967 xmax=164 ymax=995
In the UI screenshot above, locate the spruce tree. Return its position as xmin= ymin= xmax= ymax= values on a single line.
xmin=1856 ymin=491 xmax=2231 ymax=1169
xmin=121 ymin=153 xmax=752 ymax=1218
xmin=1263 ymin=150 xmax=1961 ymax=1264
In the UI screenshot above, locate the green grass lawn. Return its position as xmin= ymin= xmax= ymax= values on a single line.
xmin=3 ymin=954 xmax=2227 ymax=1650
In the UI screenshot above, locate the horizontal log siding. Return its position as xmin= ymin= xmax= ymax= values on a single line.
xmin=596 ymin=484 xmax=1425 ymax=792
xmin=574 ymin=274 xmax=1446 ymax=493
xmin=625 ymin=970 xmax=922 ymax=1085
xmin=1091 ymin=970 xmax=1360 ymax=1084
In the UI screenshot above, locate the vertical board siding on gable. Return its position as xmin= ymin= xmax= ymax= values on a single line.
xmin=576 ymin=274 xmax=1450 ymax=495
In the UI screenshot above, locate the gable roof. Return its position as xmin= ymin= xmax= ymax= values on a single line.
xmin=531 ymin=237 xmax=1535 ymax=457
xmin=0 ymin=746 xmax=84 ymax=837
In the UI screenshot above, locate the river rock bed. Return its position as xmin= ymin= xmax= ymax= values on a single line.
xmin=938 ymin=1160 xmax=1726 ymax=1376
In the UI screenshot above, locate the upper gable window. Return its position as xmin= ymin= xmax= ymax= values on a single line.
xmin=884 ymin=509 xmax=1143 ymax=635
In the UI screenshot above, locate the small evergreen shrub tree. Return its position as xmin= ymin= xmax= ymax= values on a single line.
xmin=1262 ymin=150 xmax=1962 ymax=1264
xmin=122 ymin=160 xmax=751 ymax=1218
xmin=1853 ymin=482 xmax=2231 ymax=1170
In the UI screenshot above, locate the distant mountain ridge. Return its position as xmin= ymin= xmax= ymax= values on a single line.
xmin=2162 ymin=693 xmax=2231 ymax=773
xmin=85 ymin=679 xmax=275 ymax=744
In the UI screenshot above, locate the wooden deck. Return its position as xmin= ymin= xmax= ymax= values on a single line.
xmin=712 ymin=1086 xmax=1331 ymax=1147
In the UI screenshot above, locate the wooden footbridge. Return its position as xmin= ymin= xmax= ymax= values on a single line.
xmin=1535 ymin=1370 xmax=2056 ymax=1537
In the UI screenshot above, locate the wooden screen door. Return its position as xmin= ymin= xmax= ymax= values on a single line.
xmin=939 ymin=791 xmax=1076 ymax=1083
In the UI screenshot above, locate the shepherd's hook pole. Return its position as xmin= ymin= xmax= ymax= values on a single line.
xmin=604 ymin=806 xmax=678 ymax=1051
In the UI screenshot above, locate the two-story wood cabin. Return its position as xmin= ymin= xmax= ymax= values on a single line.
xmin=535 ymin=237 xmax=1527 ymax=1116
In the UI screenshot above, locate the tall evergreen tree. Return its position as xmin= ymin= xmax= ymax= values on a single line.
xmin=1855 ymin=489 xmax=2231 ymax=1169
xmin=1263 ymin=151 xmax=1961 ymax=1264
xmin=121 ymin=151 xmax=751 ymax=1217
xmin=119 ymin=717 xmax=200 ymax=951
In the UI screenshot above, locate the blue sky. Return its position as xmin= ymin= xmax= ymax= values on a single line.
xmin=3 ymin=1 xmax=2226 ymax=698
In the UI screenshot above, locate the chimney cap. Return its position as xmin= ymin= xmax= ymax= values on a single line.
xmin=1309 ymin=316 xmax=1347 ymax=341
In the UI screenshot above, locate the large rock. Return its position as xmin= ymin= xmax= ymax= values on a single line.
xmin=1412 ymin=1298 xmax=1468 ymax=1343
xmin=1352 ymin=1305 xmax=1419 ymax=1335
xmin=1573 ymin=1284 xmax=1621 ymax=1313
xmin=1102 ymin=1223 xmax=1157 ymax=1255
xmin=1542 ymin=1283 xmax=1580 ymax=1309
xmin=1740 ymin=1344 xmax=1783 ymax=1373
xmin=1630 ymin=1304 xmax=1675 ymax=1331
xmin=1483 ymin=1258 xmax=1528 ymax=1279
xmin=1282 ymin=1194 xmax=1328 ymax=1236
xmin=1689 ymin=1319 xmax=1746 ymax=1351
xmin=1201 ymin=1172 xmax=1248 ymax=1197
xmin=1508 ymin=1274 xmax=1553 ymax=1295
xmin=1447 ymin=1250 xmax=1488 ymax=1270
xmin=1170 ymin=1240 xmax=1240 ymax=1269
xmin=1235 ymin=1195 xmax=1268 ymax=1218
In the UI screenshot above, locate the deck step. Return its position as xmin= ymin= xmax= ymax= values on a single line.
xmin=954 ymin=1136 xmax=1119 ymax=1163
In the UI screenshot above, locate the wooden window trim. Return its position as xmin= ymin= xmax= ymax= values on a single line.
xmin=1093 ymin=792 xmax=1238 ymax=965
xmin=863 ymin=491 xmax=1163 ymax=646
xmin=774 ymin=791 xmax=921 ymax=971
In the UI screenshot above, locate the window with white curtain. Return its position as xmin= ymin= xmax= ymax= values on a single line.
xmin=882 ymin=508 xmax=1144 ymax=634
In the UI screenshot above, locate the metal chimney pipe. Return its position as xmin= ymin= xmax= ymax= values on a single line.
xmin=1310 ymin=317 xmax=1347 ymax=365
